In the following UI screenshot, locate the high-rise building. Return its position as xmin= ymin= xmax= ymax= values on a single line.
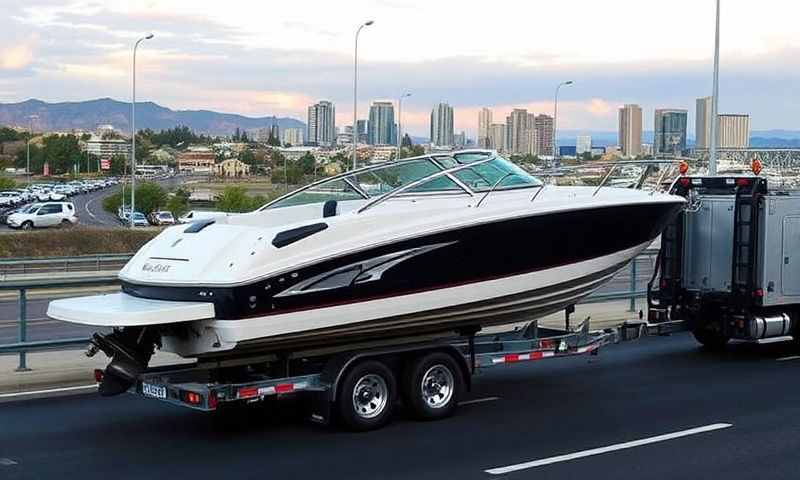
xmin=454 ymin=131 xmax=466 ymax=148
xmin=489 ymin=124 xmax=506 ymax=153
xmin=618 ymin=104 xmax=643 ymax=157
xmin=356 ymin=120 xmax=368 ymax=144
xmin=534 ymin=114 xmax=554 ymax=156
xmin=430 ymin=102 xmax=454 ymax=147
xmin=307 ymin=100 xmax=336 ymax=147
xmin=576 ymin=135 xmax=592 ymax=155
xmin=695 ymin=97 xmax=713 ymax=149
xmin=368 ymin=101 xmax=396 ymax=145
xmin=505 ymin=109 xmax=531 ymax=155
xmin=654 ymin=109 xmax=688 ymax=155
xmin=718 ymin=114 xmax=750 ymax=148
xmin=282 ymin=127 xmax=304 ymax=146
xmin=478 ymin=108 xmax=492 ymax=148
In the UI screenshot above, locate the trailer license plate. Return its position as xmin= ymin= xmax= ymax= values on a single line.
xmin=142 ymin=383 xmax=167 ymax=399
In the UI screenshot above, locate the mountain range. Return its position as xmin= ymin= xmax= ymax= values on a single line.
xmin=0 ymin=98 xmax=306 ymax=137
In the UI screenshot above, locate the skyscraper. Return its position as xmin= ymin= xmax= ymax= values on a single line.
xmin=576 ymin=135 xmax=592 ymax=155
xmin=695 ymin=97 xmax=713 ymax=149
xmin=356 ymin=120 xmax=368 ymax=144
xmin=430 ymin=102 xmax=454 ymax=147
xmin=307 ymin=100 xmax=336 ymax=147
xmin=718 ymin=114 xmax=750 ymax=148
xmin=618 ymin=104 xmax=642 ymax=157
xmin=489 ymin=124 xmax=506 ymax=153
xmin=368 ymin=101 xmax=396 ymax=145
xmin=505 ymin=109 xmax=531 ymax=155
xmin=654 ymin=109 xmax=688 ymax=155
xmin=478 ymin=108 xmax=492 ymax=148
xmin=534 ymin=114 xmax=554 ymax=156
xmin=282 ymin=127 xmax=304 ymax=146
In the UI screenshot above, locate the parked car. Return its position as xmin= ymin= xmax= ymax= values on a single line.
xmin=0 ymin=206 xmax=22 ymax=224
xmin=118 ymin=206 xmax=131 ymax=222
xmin=130 ymin=211 xmax=149 ymax=227
xmin=151 ymin=211 xmax=176 ymax=226
xmin=0 ymin=191 xmax=22 ymax=207
xmin=6 ymin=202 xmax=78 ymax=230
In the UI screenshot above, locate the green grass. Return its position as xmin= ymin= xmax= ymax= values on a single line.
xmin=0 ymin=228 xmax=159 ymax=258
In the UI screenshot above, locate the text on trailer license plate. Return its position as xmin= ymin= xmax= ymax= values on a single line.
xmin=142 ymin=383 xmax=167 ymax=399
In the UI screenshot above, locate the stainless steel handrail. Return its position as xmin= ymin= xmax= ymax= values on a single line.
xmin=475 ymin=172 xmax=528 ymax=208
xmin=591 ymin=159 xmax=686 ymax=197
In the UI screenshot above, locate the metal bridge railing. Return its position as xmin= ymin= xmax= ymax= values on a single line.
xmin=0 ymin=254 xmax=133 ymax=278
xmin=0 ymin=249 xmax=659 ymax=371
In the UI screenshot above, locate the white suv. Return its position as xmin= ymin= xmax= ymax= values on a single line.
xmin=7 ymin=202 xmax=79 ymax=230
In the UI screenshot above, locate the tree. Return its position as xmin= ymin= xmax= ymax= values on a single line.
xmin=215 ymin=186 xmax=265 ymax=213
xmin=165 ymin=187 xmax=191 ymax=218
xmin=109 ymin=154 xmax=127 ymax=176
xmin=102 ymin=181 xmax=167 ymax=215
xmin=271 ymin=164 xmax=303 ymax=185
xmin=0 ymin=127 xmax=23 ymax=142
xmin=14 ymin=134 xmax=83 ymax=175
xmin=0 ymin=177 xmax=16 ymax=190
xmin=297 ymin=152 xmax=316 ymax=175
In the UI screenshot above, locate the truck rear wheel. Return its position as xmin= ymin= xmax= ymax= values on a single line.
xmin=692 ymin=325 xmax=729 ymax=351
xmin=401 ymin=352 xmax=462 ymax=421
xmin=336 ymin=360 xmax=396 ymax=431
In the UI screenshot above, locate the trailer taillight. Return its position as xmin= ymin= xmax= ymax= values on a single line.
xmin=208 ymin=392 xmax=218 ymax=410
xmin=183 ymin=391 xmax=202 ymax=405
xmin=238 ymin=386 xmax=259 ymax=399
xmin=94 ymin=369 xmax=104 ymax=383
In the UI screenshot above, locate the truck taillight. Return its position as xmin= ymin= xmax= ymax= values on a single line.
xmin=182 ymin=391 xmax=202 ymax=405
xmin=94 ymin=369 xmax=104 ymax=383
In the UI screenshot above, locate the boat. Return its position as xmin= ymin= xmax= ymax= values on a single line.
xmin=47 ymin=150 xmax=685 ymax=395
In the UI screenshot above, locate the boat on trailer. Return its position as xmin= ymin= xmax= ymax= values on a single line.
xmin=47 ymin=150 xmax=685 ymax=395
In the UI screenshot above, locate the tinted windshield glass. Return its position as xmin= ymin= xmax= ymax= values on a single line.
xmin=268 ymin=178 xmax=365 ymax=209
xmin=346 ymin=159 xmax=461 ymax=195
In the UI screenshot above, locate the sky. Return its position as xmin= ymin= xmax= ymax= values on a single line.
xmin=0 ymin=0 xmax=798 ymax=137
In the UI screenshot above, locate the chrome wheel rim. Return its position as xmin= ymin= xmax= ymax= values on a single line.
xmin=421 ymin=364 xmax=454 ymax=409
xmin=352 ymin=374 xmax=388 ymax=419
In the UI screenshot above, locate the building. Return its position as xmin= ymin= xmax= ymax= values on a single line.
xmin=356 ymin=120 xmax=368 ymax=144
xmin=307 ymin=100 xmax=336 ymax=147
xmin=369 ymin=145 xmax=397 ymax=163
xmin=718 ymin=114 xmax=750 ymax=148
xmin=534 ymin=114 xmax=554 ymax=156
xmin=336 ymin=126 xmax=353 ymax=146
xmin=695 ymin=97 xmax=713 ymax=149
xmin=368 ymin=101 xmax=396 ymax=145
xmin=576 ymin=135 xmax=592 ymax=155
xmin=214 ymin=158 xmax=250 ymax=177
xmin=489 ymin=124 xmax=506 ymax=153
xmin=86 ymin=135 xmax=130 ymax=163
xmin=430 ymin=102 xmax=454 ymax=147
xmin=559 ymin=146 xmax=577 ymax=157
xmin=618 ymin=104 xmax=643 ymax=157
xmin=176 ymin=147 xmax=215 ymax=174
xmin=505 ymin=109 xmax=531 ymax=155
xmin=478 ymin=108 xmax=492 ymax=148
xmin=654 ymin=109 xmax=688 ymax=155
xmin=282 ymin=127 xmax=303 ymax=146
xmin=454 ymin=131 xmax=466 ymax=148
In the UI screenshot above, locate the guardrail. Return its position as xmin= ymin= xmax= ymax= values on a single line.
xmin=0 ymin=249 xmax=659 ymax=371
xmin=0 ymin=254 xmax=133 ymax=277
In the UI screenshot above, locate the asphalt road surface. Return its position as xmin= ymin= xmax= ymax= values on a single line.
xmin=2 ymin=334 xmax=800 ymax=479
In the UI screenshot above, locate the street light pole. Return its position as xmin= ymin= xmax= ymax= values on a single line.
xmin=352 ymin=20 xmax=374 ymax=171
xmin=131 ymin=33 xmax=154 ymax=228
xmin=553 ymin=80 xmax=573 ymax=168
xmin=397 ymin=92 xmax=411 ymax=160
xmin=26 ymin=115 xmax=36 ymax=186
xmin=708 ymin=0 xmax=720 ymax=176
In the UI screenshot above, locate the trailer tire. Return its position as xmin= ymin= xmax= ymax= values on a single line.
xmin=336 ymin=360 xmax=396 ymax=431
xmin=401 ymin=352 xmax=462 ymax=421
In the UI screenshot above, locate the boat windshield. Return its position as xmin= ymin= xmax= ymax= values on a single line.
xmin=264 ymin=153 xmax=542 ymax=210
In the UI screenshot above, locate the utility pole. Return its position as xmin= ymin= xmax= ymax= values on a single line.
xmin=709 ymin=0 xmax=720 ymax=175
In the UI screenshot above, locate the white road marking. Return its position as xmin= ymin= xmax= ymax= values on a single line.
xmin=0 ymin=458 xmax=19 ymax=466
xmin=459 ymin=396 xmax=501 ymax=406
xmin=777 ymin=355 xmax=800 ymax=362
xmin=0 ymin=384 xmax=97 ymax=399
xmin=484 ymin=423 xmax=733 ymax=475
xmin=84 ymin=196 xmax=98 ymax=220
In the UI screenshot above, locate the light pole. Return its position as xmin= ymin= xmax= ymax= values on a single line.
xmin=397 ymin=92 xmax=411 ymax=160
xmin=26 ymin=115 xmax=37 ymax=186
xmin=553 ymin=80 xmax=573 ymax=168
xmin=708 ymin=0 xmax=720 ymax=176
xmin=352 ymin=20 xmax=374 ymax=171
xmin=130 ymin=33 xmax=154 ymax=227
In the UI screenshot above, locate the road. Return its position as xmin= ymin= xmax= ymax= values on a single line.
xmin=2 ymin=334 xmax=800 ymax=479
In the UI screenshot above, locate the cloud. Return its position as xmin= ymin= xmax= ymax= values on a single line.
xmin=0 ymin=43 xmax=34 ymax=70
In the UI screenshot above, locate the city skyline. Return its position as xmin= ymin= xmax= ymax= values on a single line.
xmin=0 ymin=1 xmax=798 ymax=137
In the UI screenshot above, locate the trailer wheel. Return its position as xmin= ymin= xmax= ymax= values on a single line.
xmin=402 ymin=352 xmax=462 ymax=421
xmin=336 ymin=360 xmax=396 ymax=431
xmin=692 ymin=325 xmax=729 ymax=351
